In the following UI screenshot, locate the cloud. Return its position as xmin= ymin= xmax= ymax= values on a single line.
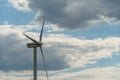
xmin=25 ymin=0 xmax=120 ymax=29
xmin=0 ymin=70 xmax=47 ymax=80
xmin=44 ymin=34 xmax=120 ymax=67
xmin=0 ymin=25 xmax=68 ymax=71
xmin=0 ymin=66 xmax=120 ymax=80
xmin=50 ymin=66 xmax=120 ymax=80
xmin=8 ymin=0 xmax=120 ymax=29
xmin=8 ymin=0 xmax=30 ymax=11
xmin=0 ymin=25 xmax=33 ymax=70
xmin=0 ymin=24 xmax=120 ymax=71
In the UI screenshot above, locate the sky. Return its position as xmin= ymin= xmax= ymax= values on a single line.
xmin=0 ymin=0 xmax=120 ymax=80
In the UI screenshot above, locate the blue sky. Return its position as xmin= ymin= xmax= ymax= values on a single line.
xmin=0 ymin=0 xmax=120 ymax=80
xmin=0 ymin=1 xmax=34 ymax=24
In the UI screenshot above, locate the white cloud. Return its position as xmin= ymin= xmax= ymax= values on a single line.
xmin=0 ymin=24 xmax=120 ymax=80
xmin=0 ymin=24 xmax=120 ymax=71
xmin=51 ymin=66 xmax=120 ymax=80
xmin=48 ymin=24 xmax=64 ymax=32
xmin=0 ymin=66 xmax=120 ymax=80
xmin=0 ymin=25 xmax=69 ymax=70
xmin=8 ymin=0 xmax=31 ymax=11
xmin=88 ymin=15 xmax=119 ymax=26
xmin=44 ymin=34 xmax=120 ymax=67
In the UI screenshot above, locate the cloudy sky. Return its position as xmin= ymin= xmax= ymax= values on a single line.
xmin=0 ymin=0 xmax=120 ymax=80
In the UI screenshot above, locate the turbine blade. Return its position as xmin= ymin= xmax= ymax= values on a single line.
xmin=39 ymin=17 xmax=45 ymax=42
xmin=23 ymin=33 xmax=39 ymax=44
xmin=39 ymin=46 xmax=49 ymax=80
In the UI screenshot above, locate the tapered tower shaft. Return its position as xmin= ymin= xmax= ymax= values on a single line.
xmin=33 ymin=47 xmax=37 ymax=80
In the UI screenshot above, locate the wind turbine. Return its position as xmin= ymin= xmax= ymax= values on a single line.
xmin=23 ymin=18 xmax=48 ymax=80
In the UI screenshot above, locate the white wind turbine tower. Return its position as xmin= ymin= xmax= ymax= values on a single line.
xmin=23 ymin=18 xmax=49 ymax=80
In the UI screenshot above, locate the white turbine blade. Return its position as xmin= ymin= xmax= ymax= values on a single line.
xmin=39 ymin=17 xmax=45 ymax=42
xmin=23 ymin=33 xmax=39 ymax=44
xmin=39 ymin=46 xmax=49 ymax=80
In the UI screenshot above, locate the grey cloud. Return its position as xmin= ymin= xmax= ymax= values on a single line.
xmin=1 ymin=26 xmax=120 ymax=71
xmin=42 ymin=46 xmax=69 ymax=70
xmin=0 ymin=27 xmax=69 ymax=71
xmin=27 ymin=0 xmax=120 ymax=29
xmin=101 ymin=0 xmax=120 ymax=19
xmin=0 ymin=33 xmax=33 ymax=71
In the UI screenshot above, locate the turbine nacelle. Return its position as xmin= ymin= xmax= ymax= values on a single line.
xmin=27 ymin=42 xmax=43 ymax=48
